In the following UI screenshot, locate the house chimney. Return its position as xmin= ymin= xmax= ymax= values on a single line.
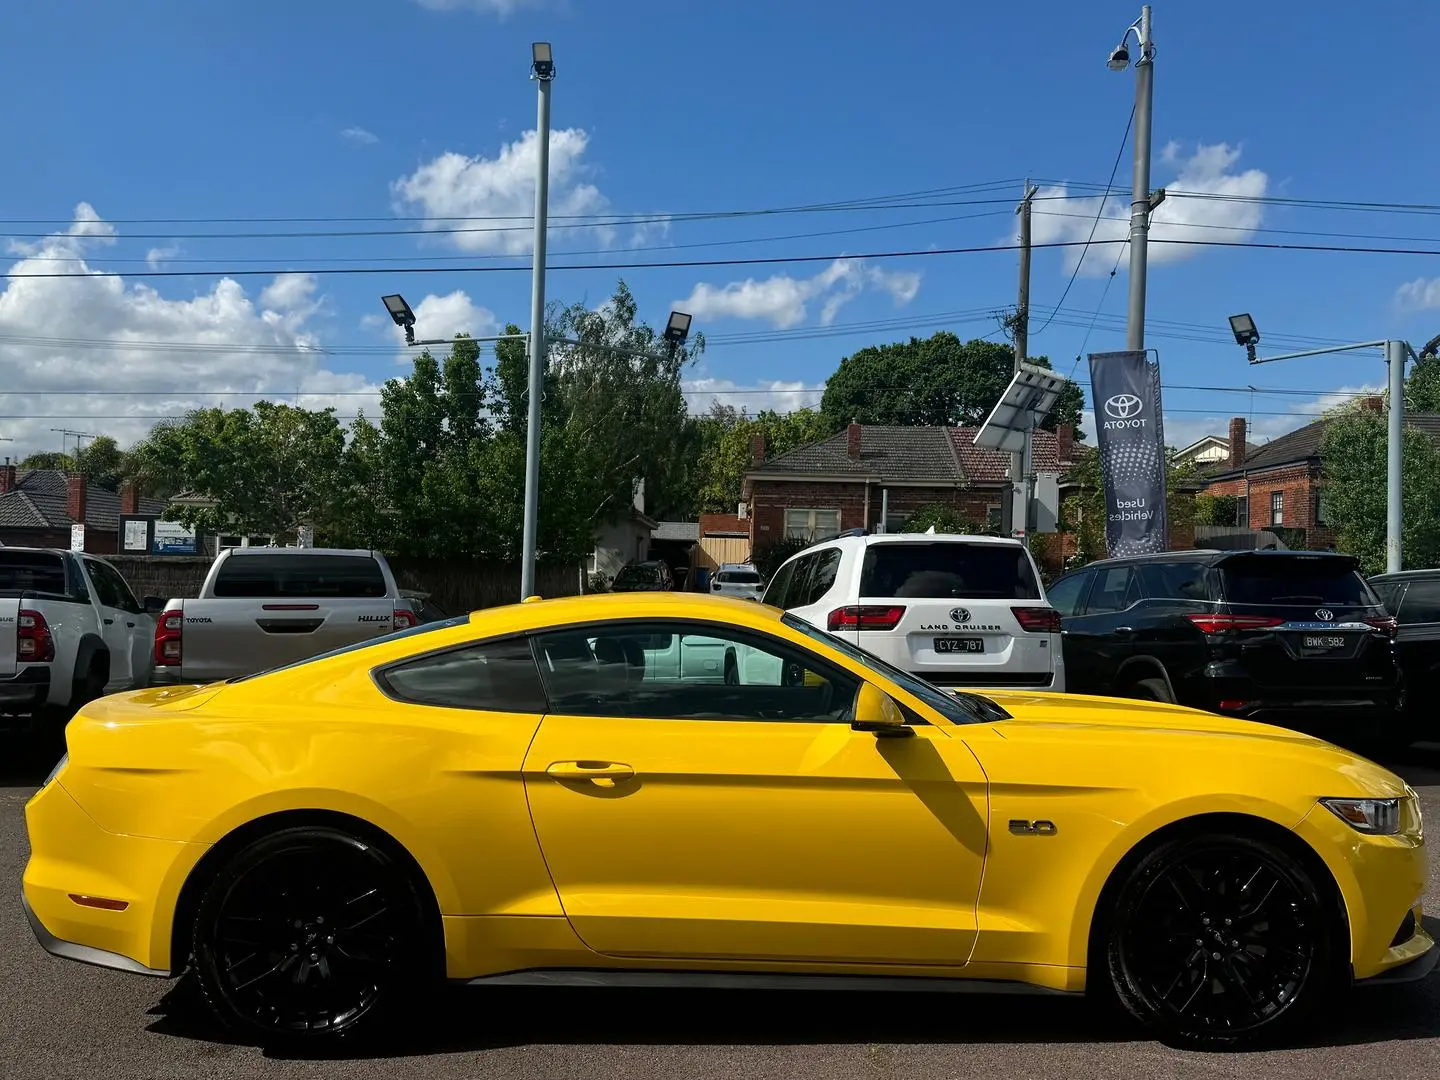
xmin=0 ymin=460 xmax=15 ymax=494
xmin=750 ymin=434 xmax=766 ymax=468
xmin=847 ymin=422 xmax=862 ymax=459
xmin=1055 ymin=423 xmax=1074 ymax=464
xmin=1360 ymin=394 xmax=1384 ymax=413
xmin=120 ymin=481 xmax=141 ymax=516
xmin=67 ymin=474 xmax=87 ymax=526
xmin=1228 ymin=417 xmax=1247 ymax=469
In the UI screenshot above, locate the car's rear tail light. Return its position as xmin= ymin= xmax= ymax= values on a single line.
xmin=16 ymin=608 xmax=54 ymax=663
xmin=1012 ymin=606 xmax=1062 ymax=633
xmin=1365 ymin=615 xmax=1398 ymax=637
xmin=1186 ymin=614 xmax=1285 ymax=634
xmin=827 ymin=605 xmax=906 ymax=631
xmin=154 ymin=611 xmax=183 ymax=666
xmin=393 ymin=608 xmax=418 ymax=631
xmin=1217 ymin=699 xmax=1253 ymax=712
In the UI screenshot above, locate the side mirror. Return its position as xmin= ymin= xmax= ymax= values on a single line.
xmin=142 ymin=596 xmax=166 ymax=615
xmin=852 ymin=683 xmax=913 ymax=738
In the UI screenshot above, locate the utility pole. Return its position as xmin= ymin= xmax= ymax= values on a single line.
xmin=521 ymin=42 xmax=555 ymax=600
xmin=1122 ymin=5 xmax=1155 ymax=351
xmin=1011 ymin=182 xmax=1038 ymax=537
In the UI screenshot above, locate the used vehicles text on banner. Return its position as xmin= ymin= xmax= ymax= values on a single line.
xmin=1087 ymin=349 xmax=1169 ymax=556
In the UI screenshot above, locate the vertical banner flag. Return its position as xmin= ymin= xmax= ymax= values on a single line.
xmin=1088 ymin=349 xmax=1168 ymax=556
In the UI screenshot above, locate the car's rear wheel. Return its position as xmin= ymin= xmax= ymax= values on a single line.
xmin=1105 ymin=830 xmax=1340 ymax=1050
xmin=191 ymin=825 xmax=429 ymax=1047
xmin=1128 ymin=676 xmax=1174 ymax=703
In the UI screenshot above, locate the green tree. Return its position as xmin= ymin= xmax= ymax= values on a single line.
xmin=692 ymin=404 xmax=832 ymax=514
xmin=1318 ymin=400 xmax=1440 ymax=573
xmin=19 ymin=451 xmax=74 ymax=471
xmin=819 ymin=332 xmax=1085 ymax=437
xmin=1406 ymin=351 xmax=1440 ymax=412
xmin=130 ymin=402 xmax=351 ymax=542
xmin=74 ymin=436 xmax=130 ymax=492
xmin=899 ymin=504 xmax=984 ymax=534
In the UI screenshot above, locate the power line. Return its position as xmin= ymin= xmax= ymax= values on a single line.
xmin=1033 ymin=103 xmax=1134 ymax=338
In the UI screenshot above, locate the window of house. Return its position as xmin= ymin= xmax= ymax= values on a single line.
xmin=1270 ymin=491 xmax=1284 ymax=526
xmin=1316 ymin=494 xmax=1329 ymax=526
xmin=784 ymin=508 xmax=841 ymax=542
xmin=985 ymin=505 xmax=1003 ymax=532
xmin=1235 ymin=495 xmax=1249 ymax=527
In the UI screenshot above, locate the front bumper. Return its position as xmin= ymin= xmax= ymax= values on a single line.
xmin=22 ymin=775 xmax=205 ymax=978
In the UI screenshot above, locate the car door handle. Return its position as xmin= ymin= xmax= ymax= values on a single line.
xmin=103 ymin=617 xmax=114 ymax=625
xmin=546 ymin=761 xmax=636 ymax=787
xmin=1114 ymin=626 xmax=1134 ymax=637
xmin=126 ymin=621 xmax=136 ymax=628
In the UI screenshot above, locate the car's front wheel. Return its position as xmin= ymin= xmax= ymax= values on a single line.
xmin=191 ymin=825 xmax=431 ymax=1047
xmin=1104 ymin=829 xmax=1341 ymax=1050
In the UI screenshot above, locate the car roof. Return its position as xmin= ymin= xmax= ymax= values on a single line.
xmin=815 ymin=531 xmax=1023 ymax=549
xmin=1065 ymin=548 xmax=1361 ymax=574
xmin=1370 ymin=568 xmax=1440 ymax=582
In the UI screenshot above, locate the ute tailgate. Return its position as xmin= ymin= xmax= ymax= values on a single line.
xmin=0 ymin=598 xmax=17 ymax=675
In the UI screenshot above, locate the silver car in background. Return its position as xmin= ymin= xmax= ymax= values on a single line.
xmin=710 ymin=563 xmax=765 ymax=601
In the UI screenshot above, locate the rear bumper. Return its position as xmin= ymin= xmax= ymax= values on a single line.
xmin=0 ymin=665 xmax=51 ymax=709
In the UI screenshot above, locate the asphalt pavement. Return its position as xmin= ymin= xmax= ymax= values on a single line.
xmin=3 ymin=734 xmax=1440 ymax=1080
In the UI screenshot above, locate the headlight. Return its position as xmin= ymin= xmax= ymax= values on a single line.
xmin=41 ymin=752 xmax=67 ymax=789
xmin=1322 ymin=797 xmax=1402 ymax=835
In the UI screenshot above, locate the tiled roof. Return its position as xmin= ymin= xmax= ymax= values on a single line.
xmin=751 ymin=424 xmax=1080 ymax=485
xmin=652 ymin=520 xmax=700 ymax=542
xmin=756 ymin=426 xmax=962 ymax=483
xmin=0 ymin=470 xmax=166 ymax=533
xmin=1206 ymin=412 xmax=1440 ymax=479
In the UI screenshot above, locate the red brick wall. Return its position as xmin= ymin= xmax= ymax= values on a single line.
xmin=0 ymin=527 xmax=118 ymax=554
xmin=747 ymin=480 xmax=1001 ymax=548
xmin=1204 ymin=464 xmax=1321 ymax=530
xmin=699 ymin=513 xmax=747 ymax=536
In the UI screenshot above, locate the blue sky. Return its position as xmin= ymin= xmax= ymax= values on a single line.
xmin=4 ymin=0 xmax=1440 ymax=457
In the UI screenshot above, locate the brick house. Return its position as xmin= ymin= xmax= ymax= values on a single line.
xmin=0 ymin=466 xmax=166 ymax=553
xmin=742 ymin=422 xmax=1079 ymax=552
xmin=1201 ymin=404 xmax=1440 ymax=549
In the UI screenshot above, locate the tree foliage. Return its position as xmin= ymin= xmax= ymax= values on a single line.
xmin=1406 ymin=351 xmax=1440 ymax=413
xmin=819 ymin=332 xmax=1085 ymax=437
xmin=899 ymin=504 xmax=984 ymax=534
xmin=691 ymin=404 xmax=833 ymax=514
xmin=74 ymin=436 xmax=130 ymax=492
xmin=1318 ymin=401 xmax=1440 ymax=573
xmin=19 ymin=451 xmax=73 ymax=471
xmin=1060 ymin=446 xmax=1198 ymax=563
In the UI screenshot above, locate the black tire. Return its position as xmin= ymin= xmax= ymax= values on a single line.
xmin=1104 ymin=830 xmax=1341 ymax=1050
xmin=191 ymin=825 xmax=431 ymax=1049
xmin=1129 ymin=676 xmax=1174 ymax=703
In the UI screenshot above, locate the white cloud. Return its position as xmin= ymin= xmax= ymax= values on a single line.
xmin=145 ymin=244 xmax=180 ymax=270
xmin=382 ymin=289 xmax=499 ymax=357
xmin=413 ymin=0 xmax=544 ymax=13
xmin=1030 ymin=141 xmax=1268 ymax=275
xmin=259 ymin=272 xmax=319 ymax=314
xmin=0 ymin=208 xmax=378 ymax=457
xmin=683 ymin=377 xmax=825 ymax=416
xmin=391 ymin=128 xmax=610 ymax=254
xmin=677 ymin=259 xmax=922 ymax=329
xmin=340 ymin=126 xmax=379 ymax=145
xmin=1395 ymin=277 xmax=1440 ymax=312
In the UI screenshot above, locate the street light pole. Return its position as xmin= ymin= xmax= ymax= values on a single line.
xmin=521 ymin=42 xmax=555 ymax=600
xmin=1122 ymin=5 xmax=1155 ymax=351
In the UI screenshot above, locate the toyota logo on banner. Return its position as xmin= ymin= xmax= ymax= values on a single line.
xmin=1104 ymin=394 xmax=1144 ymax=420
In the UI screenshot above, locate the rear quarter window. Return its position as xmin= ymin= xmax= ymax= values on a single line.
xmin=860 ymin=542 xmax=1040 ymax=600
xmin=211 ymin=554 xmax=388 ymax=598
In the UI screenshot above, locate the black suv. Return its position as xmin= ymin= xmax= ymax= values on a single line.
xmin=1047 ymin=549 xmax=1404 ymax=743
xmin=1369 ymin=568 xmax=1440 ymax=737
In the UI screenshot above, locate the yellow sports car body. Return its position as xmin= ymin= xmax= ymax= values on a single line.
xmin=22 ymin=592 xmax=1433 ymax=1050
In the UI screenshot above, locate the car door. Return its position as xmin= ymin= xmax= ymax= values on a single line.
xmin=1060 ymin=565 xmax=1140 ymax=694
xmin=521 ymin=618 xmax=989 ymax=967
xmin=1392 ymin=577 xmax=1440 ymax=716
xmin=82 ymin=558 xmax=143 ymax=690
xmin=1050 ymin=570 xmax=1095 ymax=692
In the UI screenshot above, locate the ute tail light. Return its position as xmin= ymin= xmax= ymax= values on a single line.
xmin=393 ymin=608 xmax=418 ymax=631
xmin=153 ymin=611 xmax=183 ymax=666
xmin=1365 ymin=615 xmax=1398 ymax=637
xmin=1186 ymin=613 xmax=1285 ymax=634
xmin=827 ymin=605 xmax=906 ymax=631
xmin=1012 ymin=606 xmax=1062 ymax=634
xmin=17 ymin=608 xmax=55 ymax=663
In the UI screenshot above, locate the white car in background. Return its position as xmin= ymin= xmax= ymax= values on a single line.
xmin=709 ymin=563 xmax=765 ymax=601
xmin=761 ymin=530 xmax=1065 ymax=692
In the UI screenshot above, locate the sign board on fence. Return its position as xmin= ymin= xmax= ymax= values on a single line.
xmin=70 ymin=524 xmax=85 ymax=552
xmin=151 ymin=521 xmax=198 ymax=555
xmin=1087 ymin=349 xmax=1169 ymax=557
xmin=122 ymin=518 xmax=150 ymax=553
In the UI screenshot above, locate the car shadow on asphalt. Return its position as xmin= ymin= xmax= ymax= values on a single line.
xmin=144 ymin=922 xmax=1440 ymax=1061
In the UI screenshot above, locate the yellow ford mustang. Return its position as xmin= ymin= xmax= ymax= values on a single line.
xmin=22 ymin=593 xmax=1434 ymax=1050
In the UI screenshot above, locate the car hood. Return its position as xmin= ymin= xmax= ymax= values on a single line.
xmin=972 ymin=689 xmax=1411 ymax=798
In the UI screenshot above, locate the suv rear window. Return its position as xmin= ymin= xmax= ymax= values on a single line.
xmin=860 ymin=542 xmax=1040 ymax=600
xmin=211 ymin=554 xmax=388 ymax=598
xmin=716 ymin=570 xmax=761 ymax=584
xmin=0 ymin=551 xmax=67 ymax=595
xmin=1220 ymin=557 xmax=1376 ymax=607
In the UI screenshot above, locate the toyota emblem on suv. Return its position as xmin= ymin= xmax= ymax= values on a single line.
xmin=1316 ymin=608 xmax=1335 ymax=621
xmin=950 ymin=607 xmax=971 ymax=623
xmin=1103 ymin=394 xmax=1143 ymax=420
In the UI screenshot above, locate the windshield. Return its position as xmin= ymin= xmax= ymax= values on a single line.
xmin=781 ymin=612 xmax=1008 ymax=725
xmin=717 ymin=570 xmax=761 ymax=585
xmin=1220 ymin=556 xmax=1377 ymax=607
xmin=615 ymin=565 xmax=660 ymax=584
xmin=860 ymin=542 xmax=1040 ymax=600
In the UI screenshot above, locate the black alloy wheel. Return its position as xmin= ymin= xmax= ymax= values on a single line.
xmin=1105 ymin=831 xmax=1339 ymax=1050
xmin=192 ymin=826 xmax=429 ymax=1046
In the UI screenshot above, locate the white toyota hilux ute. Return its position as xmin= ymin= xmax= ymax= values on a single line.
xmin=0 ymin=547 xmax=156 ymax=723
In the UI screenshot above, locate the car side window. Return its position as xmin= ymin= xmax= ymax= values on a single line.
xmin=797 ymin=548 xmax=841 ymax=607
xmin=761 ymin=560 xmax=796 ymax=608
xmin=1044 ymin=572 xmax=1089 ymax=617
xmin=1138 ymin=561 xmax=1213 ymax=603
xmin=1371 ymin=582 xmax=1404 ymax=615
xmin=1084 ymin=566 xmax=1137 ymax=614
xmin=780 ymin=553 xmax=817 ymax=610
xmin=1397 ymin=580 xmax=1440 ymax=624
xmin=376 ymin=637 xmax=549 ymax=712
xmin=85 ymin=560 xmax=133 ymax=612
xmin=531 ymin=621 xmax=860 ymax=724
